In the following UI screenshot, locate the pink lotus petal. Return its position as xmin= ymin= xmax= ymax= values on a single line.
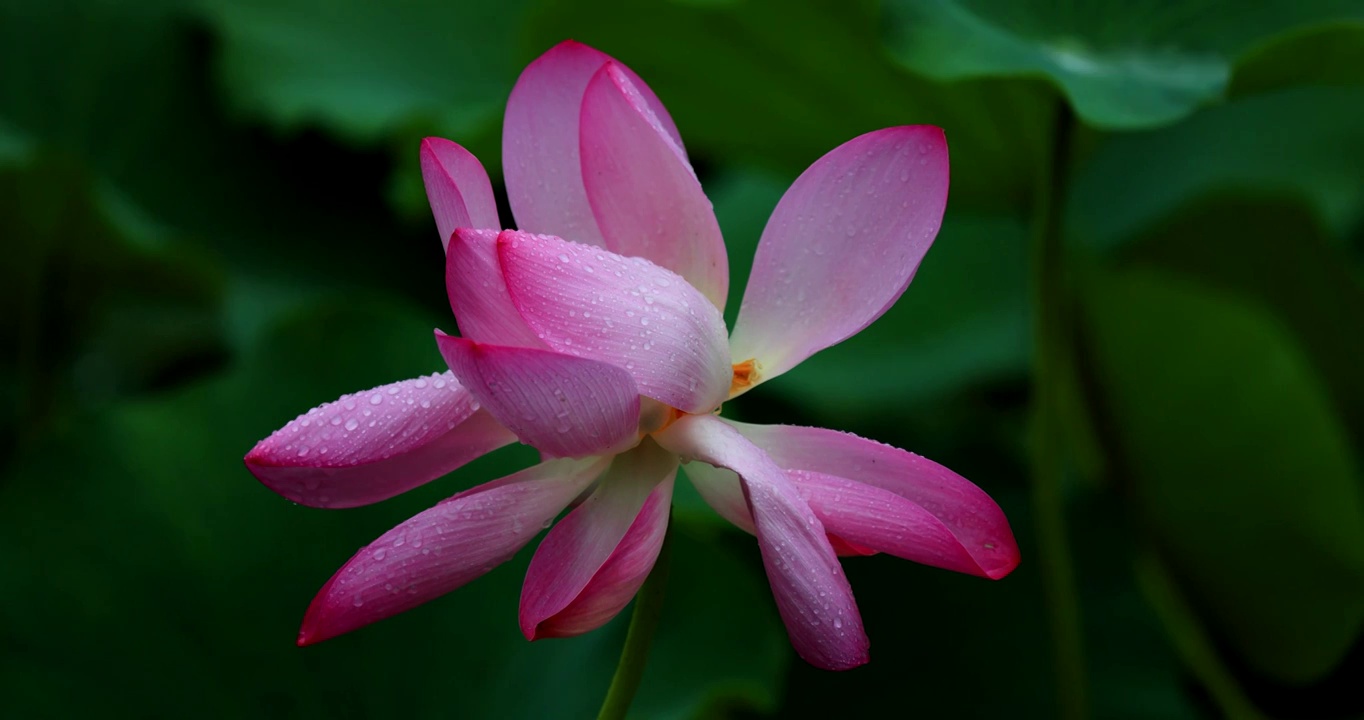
xmin=792 ymin=469 xmax=994 ymax=575
xmin=680 ymin=461 xmax=754 ymax=534
xmin=728 ymin=126 xmax=950 ymax=388
xmin=579 ymin=63 xmax=728 ymax=309
xmin=446 ymin=228 xmax=544 ymax=347
xmin=435 ymin=331 xmax=641 ymax=459
xmin=503 ymin=40 xmax=682 ymax=247
xmin=827 ymin=534 xmax=879 ymax=557
xmin=297 ymin=456 xmax=609 ymax=645
xmin=729 ymin=420 xmax=1019 ymax=579
xmin=656 ymin=414 xmax=868 ymax=670
xmin=497 ymin=231 xmax=731 ymax=413
xmin=244 ymin=373 xmax=517 ymax=508
xmin=520 ymin=439 xmax=677 ymax=639
xmin=420 ymin=137 xmax=500 ymax=250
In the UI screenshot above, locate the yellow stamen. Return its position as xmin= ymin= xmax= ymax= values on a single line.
xmin=729 ymin=358 xmax=760 ymax=397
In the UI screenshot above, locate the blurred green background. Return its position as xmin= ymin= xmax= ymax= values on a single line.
xmin=3 ymin=0 xmax=1363 ymax=717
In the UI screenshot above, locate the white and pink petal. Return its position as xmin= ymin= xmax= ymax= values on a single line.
xmin=498 ymin=231 xmax=731 ymax=413
xmin=503 ymin=40 xmax=682 ymax=247
xmin=445 ymin=228 xmax=544 ymax=348
xmin=435 ymin=332 xmax=641 ymax=459
xmin=791 ymin=470 xmax=991 ymax=575
xmin=728 ymin=420 xmax=1019 ymax=579
xmin=656 ymin=414 xmax=868 ymax=670
xmin=420 ymin=137 xmax=500 ymax=250
xmin=296 ymin=455 xmax=609 ymax=645
xmin=579 ymin=63 xmax=728 ymax=308
xmin=728 ymin=126 xmax=950 ymax=388
xmin=679 ymin=461 xmax=754 ymax=534
xmin=244 ymin=372 xmax=516 ymax=508
xmin=519 ymin=439 xmax=677 ymax=639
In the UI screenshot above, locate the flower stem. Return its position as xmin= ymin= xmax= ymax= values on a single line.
xmin=1031 ymin=99 xmax=1086 ymax=720
xmin=596 ymin=516 xmax=672 ymax=720
xmin=1134 ymin=552 xmax=1267 ymax=720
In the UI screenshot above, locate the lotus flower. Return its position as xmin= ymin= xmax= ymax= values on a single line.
xmin=244 ymin=40 xmax=1018 ymax=670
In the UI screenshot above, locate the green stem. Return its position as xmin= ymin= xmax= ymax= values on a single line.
xmin=1135 ymin=553 xmax=1266 ymax=720
xmin=1030 ymin=99 xmax=1086 ymax=720
xmin=596 ymin=517 xmax=672 ymax=720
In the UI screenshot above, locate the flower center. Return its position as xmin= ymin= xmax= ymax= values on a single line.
xmin=637 ymin=397 xmax=684 ymax=437
xmin=635 ymin=360 xmax=762 ymax=443
xmin=729 ymin=358 xmax=760 ymax=397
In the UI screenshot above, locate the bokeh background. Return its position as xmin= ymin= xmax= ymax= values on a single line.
xmin=3 ymin=0 xmax=1363 ymax=718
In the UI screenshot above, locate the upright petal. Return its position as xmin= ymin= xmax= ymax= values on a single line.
xmin=580 ymin=63 xmax=728 ymax=309
xmin=503 ymin=40 xmax=682 ymax=246
xmin=420 ymin=137 xmax=500 ymax=250
xmin=655 ymin=414 xmax=868 ymax=670
xmin=436 ymin=332 xmax=640 ymax=459
xmin=297 ymin=456 xmax=609 ymax=645
xmin=446 ymin=228 xmax=544 ymax=347
xmin=498 ymin=231 xmax=731 ymax=413
xmin=244 ymin=373 xmax=517 ymax=508
xmin=728 ymin=126 xmax=950 ymax=389
xmin=728 ymin=420 xmax=1019 ymax=579
xmin=520 ymin=439 xmax=677 ymax=639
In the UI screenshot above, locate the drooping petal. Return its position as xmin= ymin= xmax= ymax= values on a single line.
xmin=655 ymin=414 xmax=868 ymax=670
xmin=297 ymin=456 xmax=609 ymax=646
xmin=244 ymin=373 xmax=517 ymax=508
xmin=520 ymin=439 xmax=677 ymax=639
xmin=503 ymin=40 xmax=682 ymax=247
xmin=446 ymin=228 xmax=544 ymax=347
xmin=792 ymin=470 xmax=998 ymax=576
xmin=680 ymin=461 xmax=754 ymax=534
xmin=420 ymin=137 xmax=500 ymax=250
xmin=682 ymin=462 xmax=878 ymax=558
xmin=435 ymin=331 xmax=640 ymax=459
xmin=728 ymin=420 xmax=1019 ymax=579
xmin=728 ymin=126 xmax=950 ymax=389
xmin=579 ymin=62 xmax=728 ymax=309
xmin=498 ymin=231 xmax=731 ymax=413
xmin=826 ymin=535 xmax=879 ymax=557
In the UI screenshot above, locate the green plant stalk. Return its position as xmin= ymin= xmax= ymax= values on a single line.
xmin=1030 ymin=99 xmax=1087 ymax=720
xmin=596 ymin=516 xmax=673 ymax=720
xmin=1135 ymin=552 xmax=1266 ymax=720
